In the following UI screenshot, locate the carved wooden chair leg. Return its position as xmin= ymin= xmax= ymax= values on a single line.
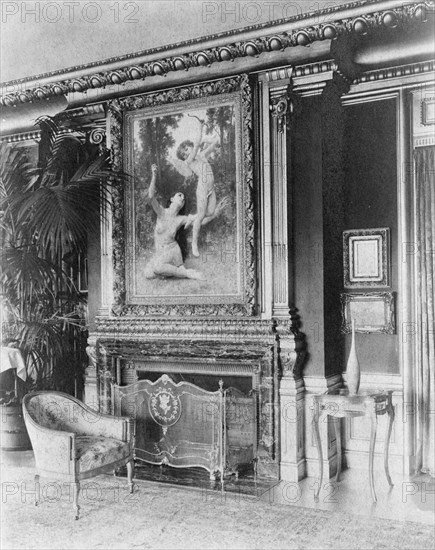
xmin=127 ymin=459 xmax=134 ymax=494
xmin=34 ymin=474 xmax=40 ymax=506
xmin=73 ymin=481 xmax=81 ymax=520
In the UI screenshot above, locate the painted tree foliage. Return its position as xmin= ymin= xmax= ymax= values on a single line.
xmin=133 ymin=105 xmax=236 ymax=259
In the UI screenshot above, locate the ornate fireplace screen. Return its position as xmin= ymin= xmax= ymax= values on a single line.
xmin=111 ymin=374 xmax=256 ymax=483
xmin=112 ymin=375 xmax=225 ymax=481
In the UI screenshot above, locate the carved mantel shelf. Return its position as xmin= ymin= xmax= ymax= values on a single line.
xmin=96 ymin=316 xmax=275 ymax=341
xmin=94 ymin=316 xmax=304 ymax=362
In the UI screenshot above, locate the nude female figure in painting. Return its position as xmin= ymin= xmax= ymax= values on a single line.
xmin=169 ymin=116 xmax=221 ymax=257
xmin=144 ymin=164 xmax=228 ymax=280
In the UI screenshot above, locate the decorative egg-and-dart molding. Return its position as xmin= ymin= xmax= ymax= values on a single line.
xmin=0 ymin=1 xmax=433 ymax=107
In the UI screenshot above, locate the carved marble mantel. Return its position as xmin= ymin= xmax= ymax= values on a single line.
xmin=89 ymin=316 xmax=305 ymax=480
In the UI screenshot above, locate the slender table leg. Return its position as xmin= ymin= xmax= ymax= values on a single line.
xmin=73 ymin=481 xmax=81 ymax=520
xmin=369 ymin=411 xmax=378 ymax=503
xmin=384 ymin=397 xmax=395 ymax=487
xmin=34 ymin=474 xmax=40 ymax=506
xmin=333 ymin=417 xmax=341 ymax=483
xmin=127 ymin=459 xmax=135 ymax=494
xmin=313 ymin=401 xmax=323 ymax=502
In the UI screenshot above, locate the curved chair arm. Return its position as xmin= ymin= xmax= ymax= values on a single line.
xmin=23 ymin=391 xmax=134 ymax=442
xmin=74 ymin=406 xmax=133 ymax=441
xmin=24 ymin=416 xmax=77 ymax=476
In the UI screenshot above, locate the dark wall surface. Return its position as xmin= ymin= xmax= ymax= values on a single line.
xmin=293 ymin=96 xmax=399 ymax=377
xmin=293 ymin=96 xmax=325 ymax=377
xmin=343 ymin=99 xmax=399 ymax=375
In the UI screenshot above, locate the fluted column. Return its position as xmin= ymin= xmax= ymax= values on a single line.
xmin=258 ymin=68 xmax=307 ymax=482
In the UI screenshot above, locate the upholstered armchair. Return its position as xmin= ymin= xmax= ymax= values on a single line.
xmin=23 ymin=391 xmax=135 ymax=519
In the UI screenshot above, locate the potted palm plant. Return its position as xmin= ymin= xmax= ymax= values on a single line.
xmin=0 ymin=116 xmax=120 ymax=449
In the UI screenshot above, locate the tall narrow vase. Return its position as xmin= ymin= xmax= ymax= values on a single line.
xmin=346 ymin=319 xmax=360 ymax=395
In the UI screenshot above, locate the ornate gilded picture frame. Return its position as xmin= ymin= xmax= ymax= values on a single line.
xmin=343 ymin=228 xmax=390 ymax=289
xmin=340 ymin=292 xmax=395 ymax=334
xmin=109 ymin=75 xmax=255 ymax=316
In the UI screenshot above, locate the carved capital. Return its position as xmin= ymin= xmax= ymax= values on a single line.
xmin=275 ymin=313 xmax=307 ymax=379
xmin=280 ymin=349 xmax=298 ymax=375
xmin=270 ymin=91 xmax=293 ymax=133
xmin=275 ymin=308 xmax=303 ymax=337
xmin=89 ymin=126 xmax=106 ymax=145
xmin=279 ymin=345 xmax=307 ymax=380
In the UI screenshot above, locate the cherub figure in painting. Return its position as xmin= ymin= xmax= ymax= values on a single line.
xmin=144 ymin=164 xmax=228 ymax=280
xmin=169 ymin=116 xmax=221 ymax=257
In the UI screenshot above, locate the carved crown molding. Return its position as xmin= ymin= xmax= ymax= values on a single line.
xmin=59 ymin=103 xmax=106 ymax=119
xmin=0 ymin=130 xmax=41 ymax=143
xmin=354 ymin=59 xmax=435 ymax=84
xmin=292 ymin=61 xmax=351 ymax=97
xmin=293 ymin=60 xmax=339 ymax=79
xmin=1 ymin=1 xmax=432 ymax=107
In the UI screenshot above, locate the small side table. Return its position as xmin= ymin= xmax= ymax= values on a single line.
xmin=312 ymin=390 xmax=395 ymax=503
xmin=0 ymin=346 xmax=27 ymax=398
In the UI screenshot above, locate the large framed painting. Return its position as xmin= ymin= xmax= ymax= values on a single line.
xmin=109 ymin=75 xmax=255 ymax=316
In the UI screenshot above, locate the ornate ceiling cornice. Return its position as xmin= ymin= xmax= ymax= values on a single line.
xmin=1 ymin=130 xmax=41 ymax=144
xmin=0 ymin=1 xmax=432 ymax=107
xmin=354 ymin=59 xmax=434 ymax=83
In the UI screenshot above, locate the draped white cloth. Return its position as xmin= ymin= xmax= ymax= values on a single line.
xmin=415 ymin=146 xmax=435 ymax=476
xmin=0 ymin=346 xmax=27 ymax=380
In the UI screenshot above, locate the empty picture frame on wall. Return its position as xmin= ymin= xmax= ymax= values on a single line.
xmin=343 ymin=228 xmax=390 ymax=289
xmin=421 ymin=97 xmax=435 ymax=126
xmin=340 ymin=292 xmax=395 ymax=334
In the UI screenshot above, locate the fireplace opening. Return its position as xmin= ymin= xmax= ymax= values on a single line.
xmin=137 ymin=371 xmax=252 ymax=395
xmin=116 ymin=364 xmax=259 ymax=485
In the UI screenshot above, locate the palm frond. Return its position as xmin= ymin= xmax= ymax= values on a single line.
xmin=1 ymin=245 xmax=64 ymax=299
xmin=0 ymin=144 xmax=40 ymax=241
xmin=1 ymin=115 xmax=127 ymax=392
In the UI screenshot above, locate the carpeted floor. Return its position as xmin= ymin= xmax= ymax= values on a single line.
xmin=1 ymin=465 xmax=434 ymax=550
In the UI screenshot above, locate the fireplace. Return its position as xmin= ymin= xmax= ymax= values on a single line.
xmin=114 ymin=360 xmax=259 ymax=478
xmin=80 ymin=70 xmax=309 ymax=484
xmin=88 ymin=317 xmax=306 ymax=482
